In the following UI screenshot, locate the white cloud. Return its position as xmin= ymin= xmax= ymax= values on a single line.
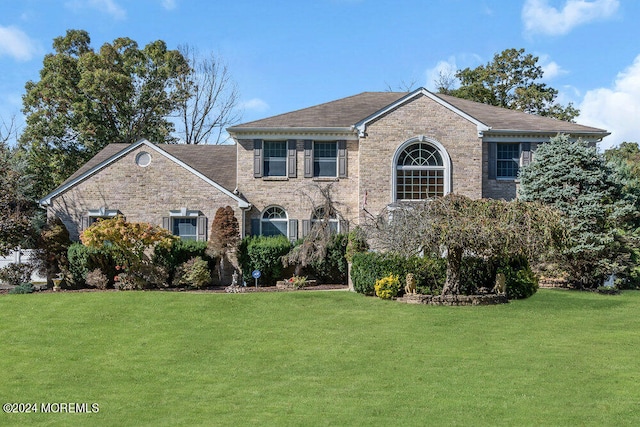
xmin=538 ymin=54 xmax=568 ymax=80
xmin=161 ymin=0 xmax=177 ymax=10
xmin=522 ymin=0 xmax=619 ymax=36
xmin=241 ymin=98 xmax=269 ymax=113
xmin=66 ymin=0 xmax=126 ymax=20
xmin=0 ymin=25 xmax=38 ymax=61
xmin=424 ymin=58 xmax=458 ymax=92
xmin=578 ymin=54 xmax=640 ymax=149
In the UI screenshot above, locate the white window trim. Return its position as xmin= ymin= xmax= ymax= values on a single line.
xmin=391 ymin=136 xmax=451 ymax=202
xmin=313 ymin=141 xmax=338 ymax=178
xmin=169 ymin=208 xmax=201 ymax=240
xmin=260 ymin=205 xmax=289 ymax=237
xmin=496 ymin=143 xmax=521 ymax=181
xmin=263 ymin=140 xmax=288 ymax=178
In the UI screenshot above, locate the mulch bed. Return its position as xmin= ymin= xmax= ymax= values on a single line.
xmin=0 ymin=284 xmax=349 ymax=294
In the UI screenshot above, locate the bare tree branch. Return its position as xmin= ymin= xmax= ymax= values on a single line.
xmin=176 ymin=45 xmax=241 ymax=144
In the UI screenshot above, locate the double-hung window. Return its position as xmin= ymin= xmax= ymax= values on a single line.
xmin=314 ymin=142 xmax=337 ymax=177
xmin=263 ymin=141 xmax=287 ymax=177
xmin=496 ymin=143 xmax=520 ymax=179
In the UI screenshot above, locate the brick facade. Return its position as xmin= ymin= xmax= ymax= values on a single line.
xmin=45 ymin=90 xmax=604 ymax=241
xmin=48 ymin=145 xmax=243 ymax=241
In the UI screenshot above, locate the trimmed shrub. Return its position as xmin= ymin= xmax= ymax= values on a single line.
xmin=175 ymin=257 xmax=211 ymax=289
xmin=351 ymin=252 xmax=446 ymax=296
xmin=375 ymin=274 xmax=400 ymax=299
xmin=237 ymin=235 xmax=292 ymax=286
xmin=153 ymin=240 xmax=212 ymax=285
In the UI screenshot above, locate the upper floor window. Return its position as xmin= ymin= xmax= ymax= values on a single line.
xmin=314 ymin=142 xmax=337 ymax=177
xmin=263 ymin=141 xmax=287 ymax=177
xmin=395 ymin=141 xmax=447 ymax=201
xmin=261 ymin=206 xmax=288 ymax=237
xmin=497 ymin=143 xmax=520 ymax=179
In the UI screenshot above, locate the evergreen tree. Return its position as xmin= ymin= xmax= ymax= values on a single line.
xmin=518 ymin=135 xmax=637 ymax=288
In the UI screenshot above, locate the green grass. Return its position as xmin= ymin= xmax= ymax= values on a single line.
xmin=1 ymin=289 xmax=639 ymax=426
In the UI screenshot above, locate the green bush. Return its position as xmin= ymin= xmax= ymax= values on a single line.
xmin=237 ymin=235 xmax=292 ymax=286
xmin=351 ymin=252 xmax=446 ymax=296
xmin=374 ymin=274 xmax=400 ymax=299
xmin=175 ymin=257 xmax=211 ymax=289
xmin=153 ymin=240 xmax=212 ymax=286
xmin=309 ymin=233 xmax=348 ymax=284
xmin=459 ymin=256 xmax=494 ymax=294
xmin=9 ymin=283 xmax=34 ymax=294
xmin=67 ymin=243 xmax=117 ymax=288
xmin=499 ymin=262 xmax=539 ymax=299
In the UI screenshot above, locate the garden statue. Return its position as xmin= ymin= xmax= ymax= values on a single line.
xmin=405 ymin=273 xmax=416 ymax=295
xmin=493 ymin=273 xmax=506 ymax=294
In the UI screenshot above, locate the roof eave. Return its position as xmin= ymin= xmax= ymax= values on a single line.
xmin=482 ymin=129 xmax=610 ymax=143
xmin=227 ymin=126 xmax=358 ymax=140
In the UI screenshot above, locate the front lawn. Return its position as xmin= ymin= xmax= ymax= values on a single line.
xmin=1 ymin=290 xmax=639 ymax=426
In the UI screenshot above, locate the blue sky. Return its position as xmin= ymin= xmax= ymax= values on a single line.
xmin=0 ymin=0 xmax=638 ymax=149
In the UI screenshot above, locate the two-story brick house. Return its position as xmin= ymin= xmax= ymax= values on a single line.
xmin=39 ymin=88 xmax=609 ymax=242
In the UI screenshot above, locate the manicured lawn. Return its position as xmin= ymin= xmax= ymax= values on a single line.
xmin=1 ymin=289 xmax=639 ymax=426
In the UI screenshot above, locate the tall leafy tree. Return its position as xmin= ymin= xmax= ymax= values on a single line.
xmin=444 ymin=48 xmax=579 ymax=121
xmin=0 ymin=141 xmax=33 ymax=256
xmin=519 ymin=135 xmax=638 ymax=288
xmin=18 ymin=29 xmax=191 ymax=197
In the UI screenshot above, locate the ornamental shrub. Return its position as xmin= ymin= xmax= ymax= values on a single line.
xmin=237 ymin=235 xmax=292 ymax=286
xmin=175 ymin=257 xmax=211 ymax=288
xmin=67 ymin=243 xmax=117 ymax=288
xmin=498 ymin=261 xmax=539 ymax=299
xmin=350 ymin=252 xmax=446 ymax=296
xmin=374 ymin=274 xmax=400 ymax=299
xmin=153 ymin=240 xmax=212 ymax=286
xmin=0 ymin=263 xmax=34 ymax=287
xmin=85 ymin=268 xmax=109 ymax=290
xmin=9 ymin=283 xmax=34 ymax=294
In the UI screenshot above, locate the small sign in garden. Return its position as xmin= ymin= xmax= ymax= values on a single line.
xmin=251 ymin=270 xmax=261 ymax=288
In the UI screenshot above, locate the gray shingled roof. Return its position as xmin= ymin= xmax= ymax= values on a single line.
xmin=60 ymin=143 xmax=237 ymax=192
xmin=229 ymin=92 xmax=408 ymax=129
xmin=230 ymin=90 xmax=607 ymax=135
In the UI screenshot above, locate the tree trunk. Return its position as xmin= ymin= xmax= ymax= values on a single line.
xmin=442 ymin=247 xmax=463 ymax=295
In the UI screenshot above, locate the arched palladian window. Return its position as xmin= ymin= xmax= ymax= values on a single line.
xmin=394 ymin=138 xmax=451 ymax=201
xmin=261 ymin=206 xmax=288 ymax=237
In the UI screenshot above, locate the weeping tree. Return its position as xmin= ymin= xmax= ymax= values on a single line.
xmin=366 ymin=194 xmax=562 ymax=295
xmin=283 ymin=183 xmax=348 ymax=276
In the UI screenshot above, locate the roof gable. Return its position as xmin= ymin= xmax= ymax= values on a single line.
xmin=39 ymin=139 xmax=248 ymax=208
